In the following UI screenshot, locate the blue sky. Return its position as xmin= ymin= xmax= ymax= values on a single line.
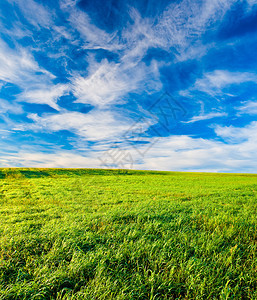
xmin=1 ymin=0 xmax=257 ymax=172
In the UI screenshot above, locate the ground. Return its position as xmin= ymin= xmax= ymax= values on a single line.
xmin=0 ymin=168 xmax=256 ymax=299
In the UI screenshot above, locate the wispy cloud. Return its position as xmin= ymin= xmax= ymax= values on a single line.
xmin=0 ymin=39 xmax=50 ymax=85
xmin=183 ymin=111 xmax=227 ymax=123
xmin=61 ymin=0 xmax=121 ymax=52
xmin=0 ymin=150 xmax=100 ymax=168
xmin=246 ymin=0 xmax=257 ymax=7
xmin=0 ymin=98 xmax=23 ymax=114
xmin=236 ymin=100 xmax=257 ymax=115
xmin=72 ymin=58 xmax=161 ymax=107
xmin=19 ymin=84 xmax=70 ymax=111
xmin=215 ymin=121 xmax=257 ymax=143
xmin=8 ymin=0 xmax=54 ymax=29
xmin=59 ymin=0 xmax=236 ymax=108
xmin=0 ymin=35 xmax=70 ymax=111
xmin=194 ymin=70 xmax=257 ymax=95
xmin=155 ymin=0 xmax=234 ymax=60
xmin=71 ymin=60 xmax=133 ymax=107
xmin=3 ymin=122 xmax=257 ymax=173
xmin=127 ymin=123 xmax=257 ymax=172
xmin=16 ymin=110 xmax=134 ymax=142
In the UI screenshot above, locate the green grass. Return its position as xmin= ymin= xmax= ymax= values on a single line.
xmin=0 ymin=168 xmax=256 ymax=299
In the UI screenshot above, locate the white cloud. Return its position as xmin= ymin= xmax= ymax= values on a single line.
xmin=19 ymin=84 xmax=70 ymax=111
xmin=180 ymin=70 xmax=257 ymax=100
xmin=71 ymin=58 xmax=161 ymax=107
xmin=0 ymin=38 xmax=70 ymax=110
xmin=8 ymin=0 xmax=54 ymax=29
xmin=55 ymin=1 xmax=237 ymax=107
xmin=54 ymin=5 xmax=163 ymax=107
xmin=194 ymin=70 xmax=257 ymax=95
xmin=61 ymin=2 xmax=121 ymax=52
xmin=155 ymin=0 xmax=234 ymax=60
xmin=3 ymin=122 xmax=257 ymax=172
xmin=0 ymin=99 xmax=23 ymax=114
xmin=215 ymin=121 xmax=257 ymax=143
xmin=60 ymin=0 xmax=234 ymax=60
xmin=0 ymin=151 xmax=100 ymax=168
xmin=246 ymin=0 xmax=257 ymax=7
xmin=2 ymin=0 xmax=238 ymax=113
xmin=184 ymin=111 xmax=227 ymax=123
xmin=0 ymin=38 xmax=57 ymax=93
xmin=60 ymin=0 xmax=235 ymax=108
xmin=72 ymin=60 xmax=131 ymax=107
xmin=51 ymin=25 xmax=74 ymax=42
xmin=16 ymin=110 xmax=134 ymax=142
xmin=135 ymin=136 xmax=231 ymax=171
xmin=60 ymin=0 xmax=79 ymax=10
xmin=236 ymin=100 xmax=257 ymax=115
xmin=0 ymin=39 xmax=44 ymax=85
xmin=129 ymin=123 xmax=257 ymax=172
xmin=121 ymin=8 xmax=163 ymax=63
xmin=0 ymin=19 xmax=32 ymax=39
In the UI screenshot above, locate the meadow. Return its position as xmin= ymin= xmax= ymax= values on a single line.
xmin=0 ymin=168 xmax=256 ymax=299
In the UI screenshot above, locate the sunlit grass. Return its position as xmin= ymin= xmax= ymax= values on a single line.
xmin=0 ymin=168 xmax=256 ymax=299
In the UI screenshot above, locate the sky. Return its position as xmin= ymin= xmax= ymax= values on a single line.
xmin=1 ymin=0 xmax=257 ymax=172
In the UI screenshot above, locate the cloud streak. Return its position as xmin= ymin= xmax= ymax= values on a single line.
xmin=194 ymin=70 xmax=257 ymax=95
xmin=183 ymin=111 xmax=227 ymax=123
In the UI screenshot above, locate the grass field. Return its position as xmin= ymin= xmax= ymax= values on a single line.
xmin=0 ymin=168 xmax=256 ymax=299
